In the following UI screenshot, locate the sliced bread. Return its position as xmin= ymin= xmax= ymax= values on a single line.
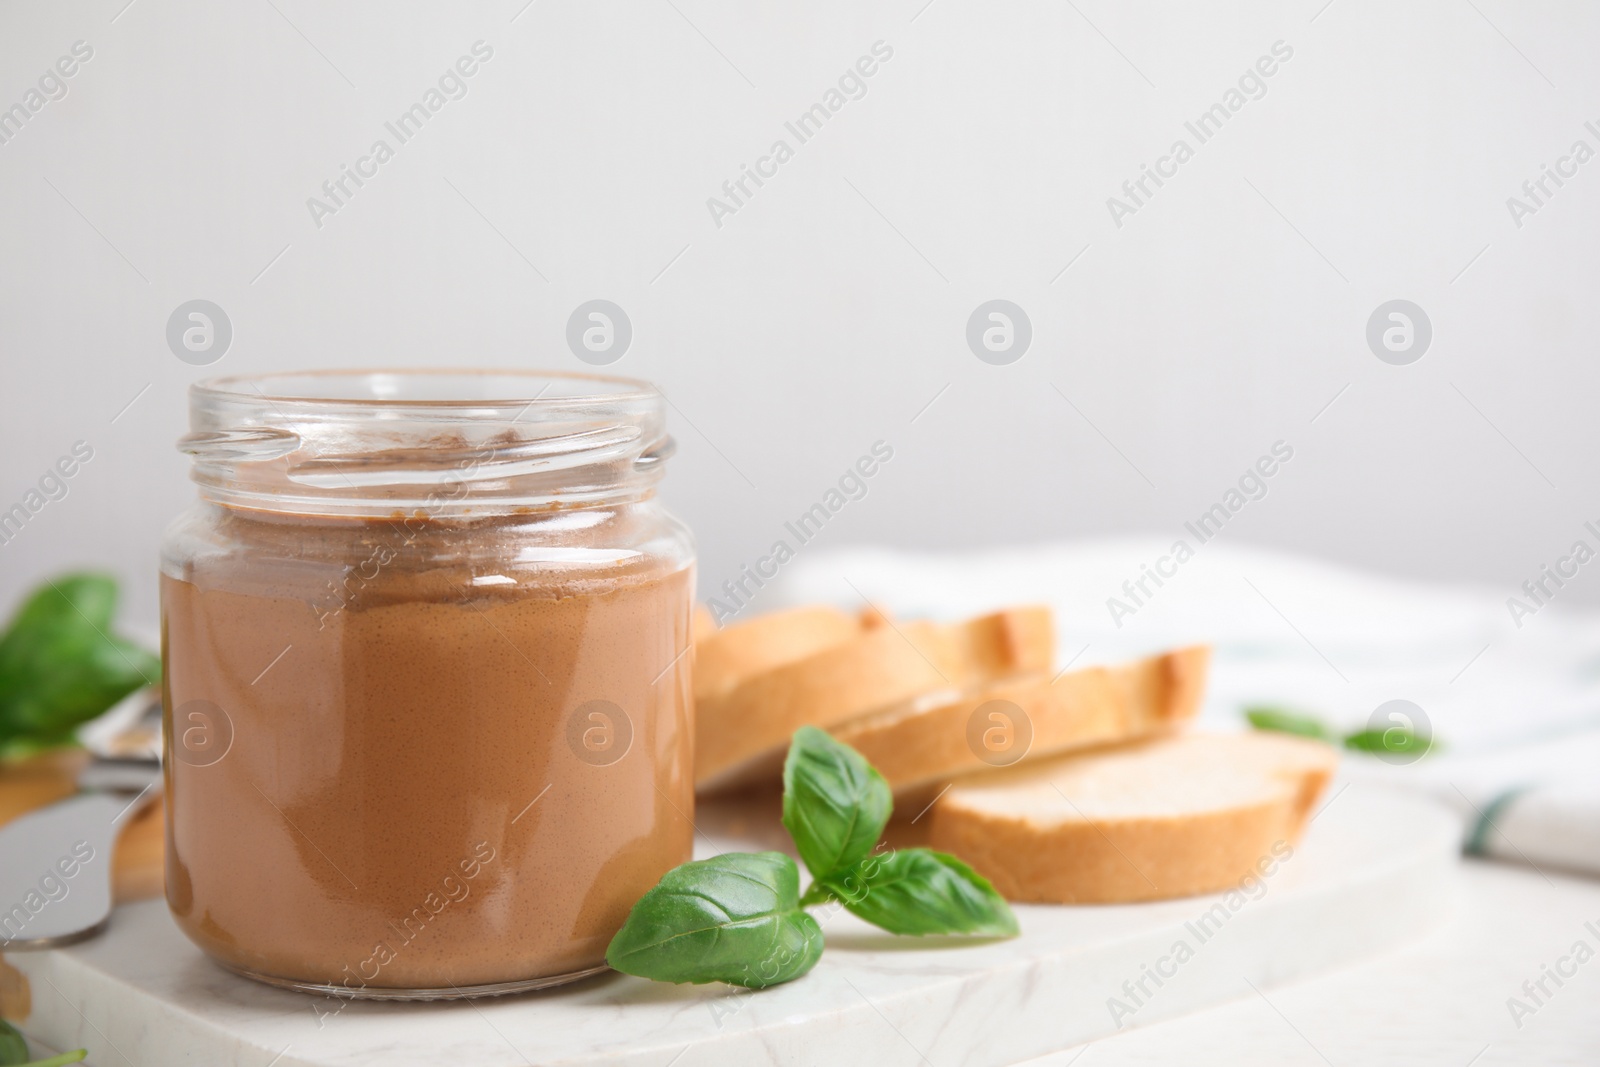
xmin=693 ymin=605 xmax=859 ymax=706
xmin=695 ymin=606 xmax=1054 ymax=792
xmin=926 ymin=732 xmax=1338 ymax=903
xmin=834 ymin=646 xmax=1209 ymax=797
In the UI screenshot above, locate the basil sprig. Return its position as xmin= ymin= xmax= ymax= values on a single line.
xmin=1243 ymin=707 xmax=1335 ymax=741
xmin=0 ymin=573 xmax=159 ymax=759
xmin=606 ymin=726 xmax=1017 ymax=988
xmin=0 ymin=1019 xmax=87 ymax=1067
xmin=604 ymin=852 xmax=823 ymax=988
xmin=1245 ymin=706 xmax=1435 ymax=757
xmin=782 ymin=721 xmax=893 ymax=881
xmin=0 ymin=1023 xmax=25 ymax=1066
xmin=815 ymin=848 xmax=1019 ymax=937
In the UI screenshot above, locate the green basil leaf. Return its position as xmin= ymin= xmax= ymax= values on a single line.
xmin=1343 ymin=726 xmax=1431 ymax=757
xmin=3 ymin=574 xmax=117 ymax=634
xmin=606 ymin=852 xmax=823 ymax=988
xmin=822 ymin=848 xmax=1018 ymax=937
xmin=782 ymin=725 xmax=892 ymax=882
xmin=0 ymin=574 xmax=158 ymax=754
xmin=1244 ymin=706 xmax=1333 ymax=741
xmin=0 ymin=1019 xmax=29 ymax=1066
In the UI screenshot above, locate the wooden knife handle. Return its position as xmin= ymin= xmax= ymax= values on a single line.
xmin=0 ymin=751 xmax=165 ymax=903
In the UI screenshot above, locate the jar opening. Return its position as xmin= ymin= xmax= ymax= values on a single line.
xmin=197 ymin=368 xmax=658 ymax=408
xmin=182 ymin=369 xmax=671 ymax=517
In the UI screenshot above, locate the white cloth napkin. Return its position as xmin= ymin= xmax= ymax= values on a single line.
xmin=756 ymin=538 xmax=1600 ymax=878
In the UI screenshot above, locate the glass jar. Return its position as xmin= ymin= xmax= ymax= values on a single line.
xmin=160 ymin=370 xmax=695 ymax=999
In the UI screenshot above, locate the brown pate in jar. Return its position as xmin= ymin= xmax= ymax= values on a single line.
xmin=160 ymin=371 xmax=694 ymax=997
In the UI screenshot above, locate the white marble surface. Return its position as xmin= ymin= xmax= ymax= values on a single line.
xmin=9 ymin=782 xmax=1457 ymax=1067
xmin=1022 ymin=858 xmax=1600 ymax=1066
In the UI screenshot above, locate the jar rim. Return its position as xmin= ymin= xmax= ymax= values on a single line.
xmin=193 ymin=368 xmax=659 ymax=411
xmin=183 ymin=368 xmax=671 ymax=517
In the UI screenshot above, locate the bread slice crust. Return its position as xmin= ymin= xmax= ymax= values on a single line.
xmin=693 ymin=605 xmax=859 ymax=706
xmin=695 ymin=606 xmax=1053 ymax=791
xmin=835 ymin=646 xmax=1210 ymax=796
xmin=927 ymin=732 xmax=1338 ymax=903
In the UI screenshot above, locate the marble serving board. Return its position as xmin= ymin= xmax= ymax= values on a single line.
xmin=7 ymin=782 xmax=1459 ymax=1067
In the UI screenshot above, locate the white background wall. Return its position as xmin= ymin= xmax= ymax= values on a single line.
xmin=2 ymin=0 xmax=1598 ymax=627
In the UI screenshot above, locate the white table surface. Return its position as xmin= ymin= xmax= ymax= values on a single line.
xmin=1024 ymin=858 xmax=1600 ymax=1066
